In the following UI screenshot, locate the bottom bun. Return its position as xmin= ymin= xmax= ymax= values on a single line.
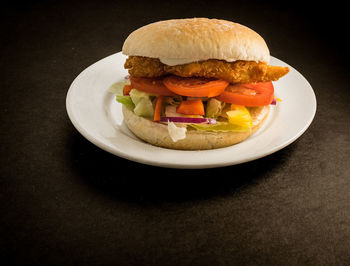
xmin=122 ymin=105 xmax=270 ymax=150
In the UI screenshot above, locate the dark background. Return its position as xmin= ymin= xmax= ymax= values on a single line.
xmin=1 ymin=0 xmax=350 ymax=265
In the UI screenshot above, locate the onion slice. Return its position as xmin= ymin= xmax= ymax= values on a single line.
xmin=270 ymin=97 xmax=277 ymax=105
xmin=160 ymin=117 xmax=217 ymax=124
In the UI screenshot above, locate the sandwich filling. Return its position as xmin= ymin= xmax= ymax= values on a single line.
xmin=111 ymin=56 xmax=288 ymax=142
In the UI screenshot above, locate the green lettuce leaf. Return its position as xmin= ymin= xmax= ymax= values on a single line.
xmin=116 ymin=95 xmax=135 ymax=110
xmin=109 ymin=80 xmax=130 ymax=95
xmin=129 ymin=89 xmax=152 ymax=104
xmin=129 ymin=89 xmax=154 ymax=117
xmin=112 ymin=85 xmax=155 ymax=117
xmin=133 ymin=98 xmax=154 ymax=117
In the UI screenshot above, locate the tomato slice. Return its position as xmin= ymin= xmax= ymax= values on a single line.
xmin=163 ymin=76 xmax=229 ymax=97
xmin=129 ymin=76 xmax=177 ymax=96
xmin=215 ymin=82 xmax=274 ymax=106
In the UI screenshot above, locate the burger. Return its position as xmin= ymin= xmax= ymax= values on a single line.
xmin=111 ymin=18 xmax=289 ymax=150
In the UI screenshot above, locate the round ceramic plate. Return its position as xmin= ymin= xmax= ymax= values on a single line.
xmin=66 ymin=52 xmax=316 ymax=169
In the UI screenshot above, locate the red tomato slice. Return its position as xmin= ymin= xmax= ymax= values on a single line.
xmin=129 ymin=76 xmax=177 ymax=96
xmin=163 ymin=76 xmax=229 ymax=97
xmin=215 ymin=82 xmax=274 ymax=106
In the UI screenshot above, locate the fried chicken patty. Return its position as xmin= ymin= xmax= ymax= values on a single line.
xmin=124 ymin=56 xmax=289 ymax=84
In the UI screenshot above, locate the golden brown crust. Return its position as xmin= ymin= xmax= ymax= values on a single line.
xmin=124 ymin=56 xmax=289 ymax=83
xmin=122 ymin=105 xmax=270 ymax=150
xmin=124 ymin=56 xmax=166 ymax=77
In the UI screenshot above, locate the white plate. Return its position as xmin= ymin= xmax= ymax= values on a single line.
xmin=66 ymin=52 xmax=316 ymax=169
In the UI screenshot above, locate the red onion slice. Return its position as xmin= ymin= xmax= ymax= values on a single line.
xmin=270 ymin=97 xmax=277 ymax=105
xmin=160 ymin=117 xmax=217 ymax=124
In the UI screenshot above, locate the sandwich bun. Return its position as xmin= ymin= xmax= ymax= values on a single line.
xmin=122 ymin=105 xmax=270 ymax=150
xmin=122 ymin=18 xmax=270 ymax=64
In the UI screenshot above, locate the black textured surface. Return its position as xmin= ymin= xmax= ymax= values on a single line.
xmin=1 ymin=1 xmax=350 ymax=265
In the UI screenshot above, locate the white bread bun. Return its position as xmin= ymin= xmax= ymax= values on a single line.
xmin=122 ymin=18 xmax=270 ymax=64
xmin=122 ymin=105 xmax=270 ymax=150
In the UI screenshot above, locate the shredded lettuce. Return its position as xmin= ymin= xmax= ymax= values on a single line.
xmin=188 ymin=122 xmax=250 ymax=132
xmin=110 ymin=82 xmax=155 ymax=117
xmin=129 ymin=89 xmax=151 ymax=104
xmin=116 ymin=95 xmax=135 ymax=110
xmin=133 ymin=98 xmax=154 ymax=117
xmin=109 ymin=80 xmax=130 ymax=95
xmin=110 ymin=80 xmax=135 ymax=110
xmin=129 ymin=89 xmax=154 ymax=117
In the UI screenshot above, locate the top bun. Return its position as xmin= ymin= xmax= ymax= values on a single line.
xmin=122 ymin=18 xmax=270 ymax=64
